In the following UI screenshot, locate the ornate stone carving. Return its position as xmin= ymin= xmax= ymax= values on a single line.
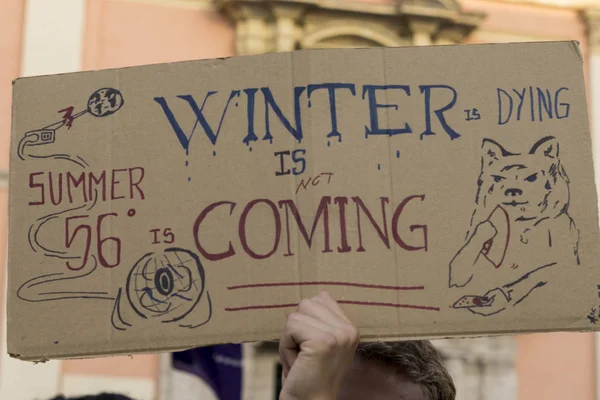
xmin=215 ymin=0 xmax=485 ymax=55
xmin=583 ymin=8 xmax=600 ymax=55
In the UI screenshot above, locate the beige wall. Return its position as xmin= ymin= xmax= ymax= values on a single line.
xmin=0 ymin=1 xmax=596 ymax=399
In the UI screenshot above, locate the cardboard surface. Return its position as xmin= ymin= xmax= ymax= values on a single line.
xmin=8 ymin=41 xmax=600 ymax=361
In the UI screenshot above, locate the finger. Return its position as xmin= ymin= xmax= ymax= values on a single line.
xmin=280 ymin=311 xmax=336 ymax=373
xmin=279 ymin=313 xmax=301 ymax=377
xmin=313 ymin=291 xmax=352 ymax=323
xmin=298 ymin=297 xmax=349 ymax=329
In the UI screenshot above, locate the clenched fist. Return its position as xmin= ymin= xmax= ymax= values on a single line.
xmin=279 ymin=292 xmax=359 ymax=400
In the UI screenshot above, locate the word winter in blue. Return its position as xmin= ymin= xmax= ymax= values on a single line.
xmin=153 ymin=83 xmax=462 ymax=150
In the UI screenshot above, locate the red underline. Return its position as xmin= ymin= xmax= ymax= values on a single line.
xmin=227 ymin=281 xmax=425 ymax=291
xmin=225 ymin=301 xmax=440 ymax=312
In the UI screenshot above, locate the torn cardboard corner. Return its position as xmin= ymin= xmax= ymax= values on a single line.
xmin=8 ymin=40 xmax=600 ymax=362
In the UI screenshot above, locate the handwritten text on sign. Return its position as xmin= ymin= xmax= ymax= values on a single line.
xmin=25 ymin=82 xmax=572 ymax=271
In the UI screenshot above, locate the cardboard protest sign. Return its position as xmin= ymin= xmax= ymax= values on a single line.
xmin=8 ymin=41 xmax=600 ymax=361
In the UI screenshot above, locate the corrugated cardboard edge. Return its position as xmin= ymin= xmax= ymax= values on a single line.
xmin=7 ymin=79 xmax=21 ymax=362
xmin=10 ymin=324 xmax=597 ymax=363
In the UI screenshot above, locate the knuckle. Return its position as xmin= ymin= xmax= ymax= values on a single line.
xmin=341 ymin=324 xmax=360 ymax=345
xmin=321 ymin=333 xmax=339 ymax=349
xmin=286 ymin=312 xmax=301 ymax=324
xmin=298 ymin=298 xmax=312 ymax=312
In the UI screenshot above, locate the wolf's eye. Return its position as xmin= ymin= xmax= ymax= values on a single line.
xmin=492 ymin=175 xmax=504 ymax=183
xmin=525 ymin=173 xmax=538 ymax=182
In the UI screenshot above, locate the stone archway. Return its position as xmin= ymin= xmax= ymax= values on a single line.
xmin=215 ymin=0 xmax=486 ymax=54
xmin=300 ymin=24 xmax=406 ymax=48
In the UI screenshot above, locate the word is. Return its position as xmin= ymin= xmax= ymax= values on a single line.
xmin=274 ymin=149 xmax=306 ymax=176
xmin=150 ymin=228 xmax=175 ymax=244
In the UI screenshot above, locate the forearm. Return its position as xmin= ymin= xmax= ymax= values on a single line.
xmin=503 ymin=264 xmax=554 ymax=305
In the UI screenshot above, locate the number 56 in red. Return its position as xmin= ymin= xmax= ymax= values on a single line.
xmin=65 ymin=213 xmax=121 ymax=270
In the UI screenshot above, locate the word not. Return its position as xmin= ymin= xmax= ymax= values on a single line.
xmin=497 ymin=86 xmax=570 ymax=125
xmin=193 ymin=195 xmax=427 ymax=261
xmin=274 ymin=149 xmax=306 ymax=176
xmin=150 ymin=228 xmax=175 ymax=244
xmin=65 ymin=213 xmax=122 ymax=270
xmin=296 ymin=172 xmax=334 ymax=194
xmin=154 ymin=83 xmax=462 ymax=152
xmin=28 ymin=167 xmax=146 ymax=207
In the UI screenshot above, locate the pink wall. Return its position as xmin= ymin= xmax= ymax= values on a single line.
xmin=82 ymin=0 xmax=234 ymax=71
xmin=517 ymin=333 xmax=596 ymax=400
xmin=0 ymin=0 xmax=24 ymax=372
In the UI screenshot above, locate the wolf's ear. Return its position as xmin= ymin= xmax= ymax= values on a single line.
xmin=482 ymin=138 xmax=512 ymax=166
xmin=529 ymin=136 xmax=558 ymax=158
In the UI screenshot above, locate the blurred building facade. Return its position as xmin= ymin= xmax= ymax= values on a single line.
xmin=0 ymin=0 xmax=599 ymax=400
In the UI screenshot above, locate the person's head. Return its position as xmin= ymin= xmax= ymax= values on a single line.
xmin=337 ymin=340 xmax=455 ymax=400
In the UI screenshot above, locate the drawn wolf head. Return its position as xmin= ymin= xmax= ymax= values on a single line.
xmin=473 ymin=136 xmax=570 ymax=226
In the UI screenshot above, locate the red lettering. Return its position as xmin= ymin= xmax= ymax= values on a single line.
xmin=97 ymin=213 xmax=121 ymax=268
xmin=28 ymin=172 xmax=45 ymax=206
xmin=65 ymin=215 xmax=91 ymax=270
xmin=67 ymin=171 xmax=87 ymax=204
xmin=111 ymin=169 xmax=126 ymax=200
xmin=278 ymin=197 xmax=332 ymax=256
xmin=295 ymin=177 xmax=311 ymax=194
xmin=352 ymin=196 xmax=390 ymax=252
xmin=392 ymin=195 xmax=427 ymax=251
xmin=239 ymin=199 xmax=281 ymax=260
xmin=89 ymin=171 xmax=106 ymax=201
xmin=164 ymin=228 xmax=175 ymax=244
xmin=194 ymin=201 xmax=237 ymax=261
xmin=129 ymin=167 xmax=145 ymax=200
xmin=150 ymin=228 xmax=161 ymax=244
xmin=48 ymin=172 xmax=63 ymax=206
xmin=334 ymin=196 xmax=351 ymax=253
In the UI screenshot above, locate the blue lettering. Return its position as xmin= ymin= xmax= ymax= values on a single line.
xmin=419 ymin=85 xmax=460 ymax=140
xmin=307 ymin=83 xmax=356 ymax=142
xmin=537 ymin=88 xmax=553 ymax=121
xmin=154 ymin=91 xmax=240 ymax=150
xmin=529 ymin=86 xmax=535 ymax=122
xmin=243 ymin=88 xmax=259 ymax=145
xmin=362 ymin=85 xmax=412 ymax=137
xmin=261 ymin=87 xmax=306 ymax=144
xmin=555 ymin=87 xmax=570 ymax=119
xmin=512 ymin=88 xmax=525 ymax=121
xmin=498 ymin=89 xmax=513 ymax=125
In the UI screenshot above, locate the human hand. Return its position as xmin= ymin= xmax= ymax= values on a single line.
xmin=279 ymin=292 xmax=359 ymax=400
xmin=468 ymin=287 xmax=511 ymax=316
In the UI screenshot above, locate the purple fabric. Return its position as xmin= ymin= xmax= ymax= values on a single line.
xmin=172 ymin=344 xmax=243 ymax=400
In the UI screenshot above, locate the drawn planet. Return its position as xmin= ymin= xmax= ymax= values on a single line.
xmin=87 ymin=88 xmax=124 ymax=117
xmin=126 ymin=248 xmax=206 ymax=323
